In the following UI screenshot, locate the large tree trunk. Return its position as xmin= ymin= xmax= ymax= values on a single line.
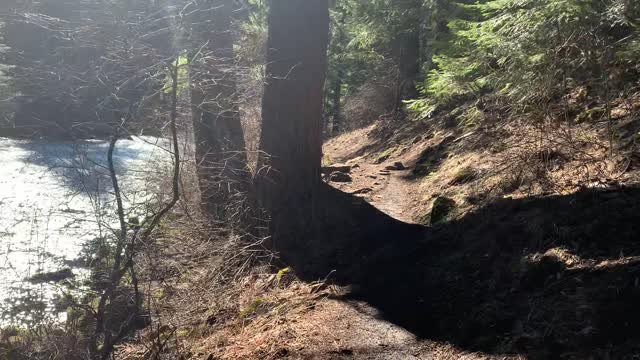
xmin=256 ymin=0 xmax=330 ymax=264
xmin=191 ymin=0 xmax=247 ymax=220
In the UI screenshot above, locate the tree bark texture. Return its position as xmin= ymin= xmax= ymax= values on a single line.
xmin=257 ymin=0 xmax=330 ymax=262
xmin=191 ymin=0 xmax=247 ymax=220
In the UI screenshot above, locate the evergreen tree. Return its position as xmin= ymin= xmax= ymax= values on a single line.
xmin=188 ymin=0 xmax=248 ymax=220
xmin=256 ymin=0 xmax=330 ymax=264
xmin=412 ymin=0 xmax=640 ymax=120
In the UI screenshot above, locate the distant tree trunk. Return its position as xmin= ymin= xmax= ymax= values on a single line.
xmin=256 ymin=0 xmax=330 ymax=259
xmin=191 ymin=0 xmax=247 ymax=220
xmin=330 ymin=5 xmax=347 ymax=134
xmin=391 ymin=0 xmax=421 ymax=110
xmin=331 ymin=70 xmax=343 ymax=133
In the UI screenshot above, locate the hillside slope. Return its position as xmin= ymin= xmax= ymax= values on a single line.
xmin=318 ymin=98 xmax=640 ymax=359
xmin=324 ymin=94 xmax=640 ymax=224
xmin=116 ymin=96 xmax=640 ymax=359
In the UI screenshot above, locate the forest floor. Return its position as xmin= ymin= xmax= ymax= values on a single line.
xmin=118 ymin=94 xmax=640 ymax=359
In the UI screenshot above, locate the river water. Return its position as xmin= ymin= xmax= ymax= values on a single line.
xmin=0 ymin=136 xmax=170 ymax=325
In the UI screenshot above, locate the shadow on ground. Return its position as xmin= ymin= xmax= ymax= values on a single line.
xmin=300 ymin=185 xmax=640 ymax=359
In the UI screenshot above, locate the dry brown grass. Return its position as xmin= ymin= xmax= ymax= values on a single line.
xmin=117 ymin=230 xmax=346 ymax=360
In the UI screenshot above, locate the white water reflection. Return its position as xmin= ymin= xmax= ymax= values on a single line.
xmin=0 ymin=136 xmax=171 ymax=324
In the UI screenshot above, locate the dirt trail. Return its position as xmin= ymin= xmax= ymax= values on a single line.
xmin=372 ymin=169 xmax=417 ymax=223
xmin=322 ymin=121 xmax=445 ymax=225
xmin=318 ymin=136 xmax=446 ymax=359
xmin=283 ymin=298 xmax=519 ymax=360
xmin=318 ymin=133 xmax=520 ymax=359
xmin=325 ymin=160 xmax=423 ymax=224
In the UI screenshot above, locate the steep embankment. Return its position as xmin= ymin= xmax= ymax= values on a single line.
xmin=317 ymin=94 xmax=640 ymax=359
xmin=117 ymin=94 xmax=640 ymax=359
xmin=324 ymin=94 xmax=640 ymax=225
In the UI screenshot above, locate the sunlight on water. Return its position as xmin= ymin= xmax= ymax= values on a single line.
xmin=0 ymin=136 xmax=170 ymax=325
